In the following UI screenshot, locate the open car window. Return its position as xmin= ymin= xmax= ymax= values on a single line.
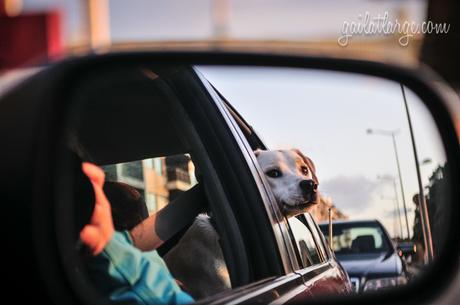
xmin=101 ymin=154 xmax=198 ymax=215
xmin=65 ymin=66 xmax=240 ymax=301
xmin=61 ymin=64 xmax=286 ymax=303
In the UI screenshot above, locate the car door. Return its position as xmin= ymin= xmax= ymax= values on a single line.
xmin=290 ymin=213 xmax=352 ymax=296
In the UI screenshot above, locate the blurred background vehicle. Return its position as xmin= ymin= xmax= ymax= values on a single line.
xmin=319 ymin=219 xmax=411 ymax=293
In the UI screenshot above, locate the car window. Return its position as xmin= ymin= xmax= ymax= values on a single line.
xmin=320 ymin=222 xmax=392 ymax=255
xmin=102 ymin=154 xmax=198 ymax=215
xmin=65 ymin=66 xmax=249 ymax=301
xmin=303 ymin=213 xmax=329 ymax=260
xmin=287 ymin=216 xmax=323 ymax=268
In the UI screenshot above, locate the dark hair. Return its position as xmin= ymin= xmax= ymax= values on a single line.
xmin=103 ymin=181 xmax=149 ymax=231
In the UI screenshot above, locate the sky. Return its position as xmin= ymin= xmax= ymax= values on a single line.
xmin=197 ymin=66 xmax=446 ymax=238
xmin=21 ymin=0 xmax=427 ymax=46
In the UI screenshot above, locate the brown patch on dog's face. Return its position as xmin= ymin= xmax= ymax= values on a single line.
xmin=256 ymin=149 xmax=320 ymax=218
xmin=292 ymin=149 xmax=318 ymax=186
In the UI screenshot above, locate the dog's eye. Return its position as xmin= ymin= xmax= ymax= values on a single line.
xmin=266 ymin=169 xmax=282 ymax=178
xmin=301 ymin=166 xmax=309 ymax=176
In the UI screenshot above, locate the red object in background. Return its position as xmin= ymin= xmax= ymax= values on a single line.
xmin=0 ymin=11 xmax=62 ymax=70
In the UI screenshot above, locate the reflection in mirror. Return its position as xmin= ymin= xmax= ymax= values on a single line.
xmin=198 ymin=66 xmax=450 ymax=294
xmin=66 ymin=67 xmax=225 ymax=302
xmin=63 ymin=64 xmax=451 ymax=304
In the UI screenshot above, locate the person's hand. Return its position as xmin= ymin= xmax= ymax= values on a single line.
xmin=80 ymin=162 xmax=115 ymax=255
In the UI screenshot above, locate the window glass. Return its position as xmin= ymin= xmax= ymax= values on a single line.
xmin=303 ymin=213 xmax=328 ymax=260
xmin=288 ymin=217 xmax=323 ymax=267
xmin=122 ymin=162 xmax=144 ymax=181
xmin=65 ymin=65 xmax=235 ymax=302
xmin=101 ymin=154 xmax=197 ymax=215
xmin=199 ymin=65 xmax=450 ymax=293
xmin=319 ymin=223 xmax=392 ymax=255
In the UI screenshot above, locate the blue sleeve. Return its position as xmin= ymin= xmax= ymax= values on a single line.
xmin=90 ymin=231 xmax=194 ymax=305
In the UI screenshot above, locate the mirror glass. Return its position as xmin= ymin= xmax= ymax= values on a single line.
xmin=66 ymin=64 xmax=450 ymax=302
xmin=198 ymin=66 xmax=449 ymax=293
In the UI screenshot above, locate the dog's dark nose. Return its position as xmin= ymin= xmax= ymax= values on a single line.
xmin=299 ymin=179 xmax=317 ymax=194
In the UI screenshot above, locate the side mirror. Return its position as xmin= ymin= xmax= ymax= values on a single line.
xmin=0 ymin=52 xmax=458 ymax=304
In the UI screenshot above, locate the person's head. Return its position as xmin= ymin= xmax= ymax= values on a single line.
xmin=103 ymin=181 xmax=149 ymax=231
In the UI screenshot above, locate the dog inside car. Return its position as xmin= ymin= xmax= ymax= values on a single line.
xmin=255 ymin=148 xmax=320 ymax=217
xmin=163 ymin=149 xmax=320 ymax=299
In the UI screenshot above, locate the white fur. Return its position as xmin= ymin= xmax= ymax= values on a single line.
xmin=163 ymin=214 xmax=229 ymax=299
xmin=163 ymin=149 xmax=319 ymax=299
xmin=256 ymin=150 xmax=314 ymax=207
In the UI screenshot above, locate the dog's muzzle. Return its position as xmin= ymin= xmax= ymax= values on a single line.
xmin=299 ymin=179 xmax=318 ymax=201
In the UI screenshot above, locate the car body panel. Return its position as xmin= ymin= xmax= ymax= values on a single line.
xmin=338 ymin=252 xmax=404 ymax=279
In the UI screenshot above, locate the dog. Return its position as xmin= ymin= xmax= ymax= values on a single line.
xmin=255 ymin=148 xmax=319 ymax=217
xmin=163 ymin=149 xmax=319 ymax=299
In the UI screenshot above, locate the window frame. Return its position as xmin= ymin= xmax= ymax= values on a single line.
xmin=286 ymin=216 xmax=324 ymax=268
xmin=202 ymin=71 xmax=339 ymax=276
xmin=303 ymin=213 xmax=330 ymax=261
xmin=56 ymin=64 xmax=259 ymax=302
xmin=200 ymin=73 xmax=303 ymax=274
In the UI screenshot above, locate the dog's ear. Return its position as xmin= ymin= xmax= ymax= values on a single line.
xmin=293 ymin=149 xmax=318 ymax=184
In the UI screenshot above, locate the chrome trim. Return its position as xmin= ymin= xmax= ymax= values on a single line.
xmin=302 ymin=261 xmax=344 ymax=291
xmin=268 ymin=285 xmax=307 ymax=305
xmin=223 ymin=273 xmax=302 ymax=305
xmin=293 ymin=260 xmax=331 ymax=277
xmin=303 ymin=213 xmax=329 ymax=261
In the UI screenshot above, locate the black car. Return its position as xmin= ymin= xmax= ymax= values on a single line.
xmin=319 ymin=220 xmax=408 ymax=293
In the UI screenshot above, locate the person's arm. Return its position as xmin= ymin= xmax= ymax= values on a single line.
xmin=130 ymin=184 xmax=206 ymax=251
xmin=80 ymin=162 xmax=194 ymax=305
xmin=92 ymin=230 xmax=193 ymax=305
xmin=129 ymin=212 xmax=163 ymax=251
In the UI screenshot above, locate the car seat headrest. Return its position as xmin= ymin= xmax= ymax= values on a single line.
xmin=351 ymin=235 xmax=376 ymax=253
xmin=104 ymin=181 xmax=149 ymax=231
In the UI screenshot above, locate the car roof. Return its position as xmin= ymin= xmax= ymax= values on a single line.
xmin=69 ymin=65 xmax=194 ymax=165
